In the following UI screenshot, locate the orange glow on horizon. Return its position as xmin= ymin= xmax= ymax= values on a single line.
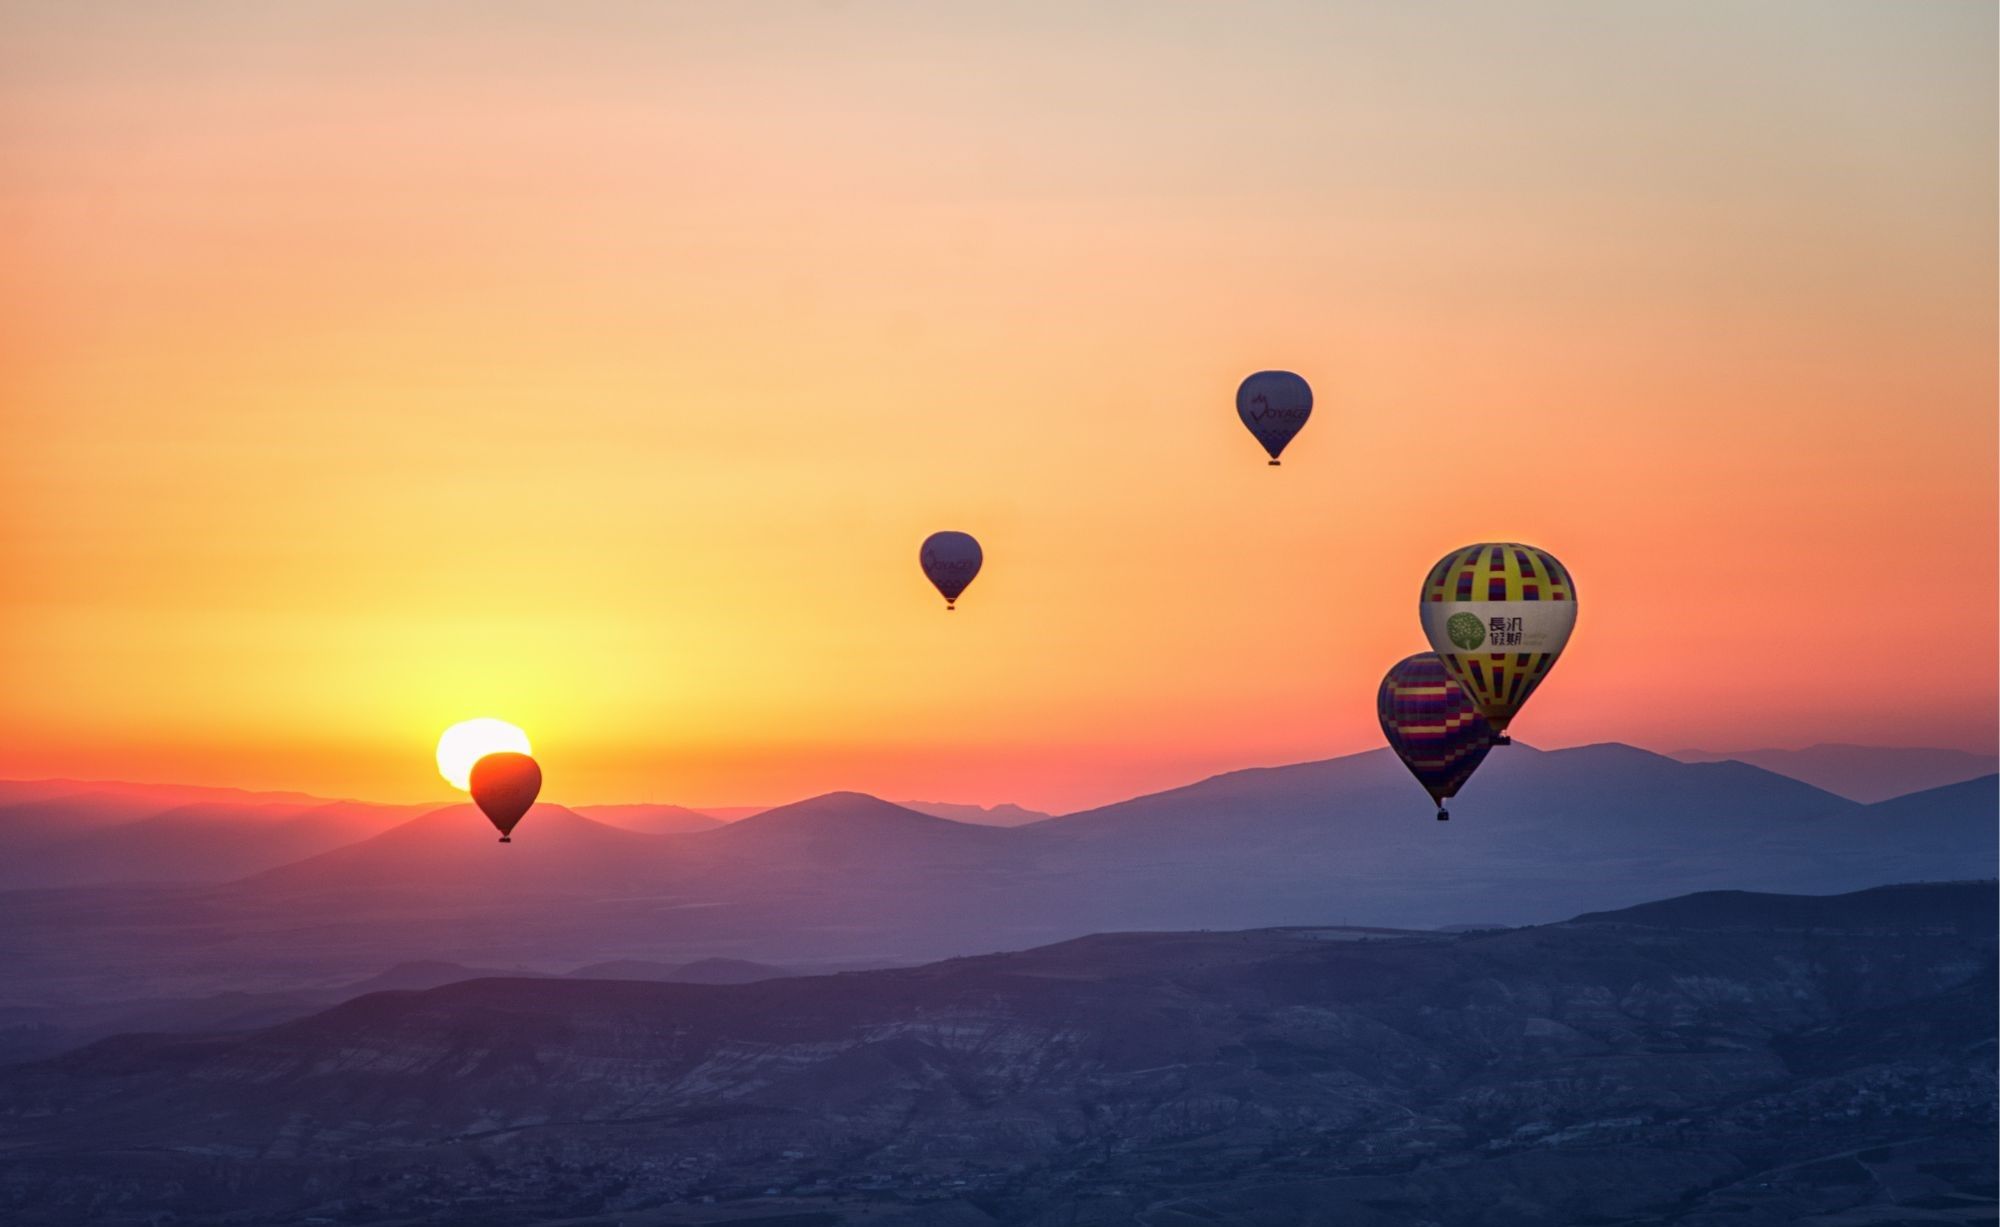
xmin=1 ymin=4 xmax=1993 ymax=813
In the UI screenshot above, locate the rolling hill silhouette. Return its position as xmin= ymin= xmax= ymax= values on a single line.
xmin=0 ymin=787 xmax=425 ymax=888
xmin=573 ymin=803 xmax=725 ymax=834
xmin=1573 ymin=878 xmax=1997 ymax=930
xmin=0 ymin=747 xmax=1988 ymax=1009
xmin=244 ymin=802 xmax=677 ymax=894
xmin=693 ymin=791 xmax=1015 ymax=864
xmin=563 ymin=956 xmax=793 ymax=983
xmin=1670 ymin=742 xmax=1999 ymax=802
xmin=900 ymin=799 xmax=1053 ymax=826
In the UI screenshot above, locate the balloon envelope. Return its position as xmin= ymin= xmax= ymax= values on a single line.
xmin=469 ymin=752 xmax=541 ymax=841
xmin=1236 ymin=370 xmax=1312 ymax=463
xmin=1418 ymin=543 xmax=1577 ymax=735
xmin=1378 ymin=652 xmax=1497 ymax=814
xmin=920 ymin=531 xmax=982 ymax=608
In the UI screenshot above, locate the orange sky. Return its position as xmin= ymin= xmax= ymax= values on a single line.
xmin=2 ymin=3 xmax=1993 ymax=812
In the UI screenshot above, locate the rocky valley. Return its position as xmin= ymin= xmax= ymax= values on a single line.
xmin=0 ymin=881 xmax=1990 ymax=1226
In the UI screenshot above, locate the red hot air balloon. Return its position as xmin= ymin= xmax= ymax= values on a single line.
xmin=469 ymin=751 xmax=541 ymax=843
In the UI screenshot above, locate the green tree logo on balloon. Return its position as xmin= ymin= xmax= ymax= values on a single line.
xmin=1446 ymin=613 xmax=1486 ymax=650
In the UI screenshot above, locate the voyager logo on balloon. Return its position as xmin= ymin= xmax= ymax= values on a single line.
xmin=1236 ymin=370 xmax=1313 ymax=465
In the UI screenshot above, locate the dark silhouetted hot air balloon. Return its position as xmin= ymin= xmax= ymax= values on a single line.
xmin=1236 ymin=370 xmax=1312 ymax=465
xmin=1419 ymin=543 xmax=1577 ymax=743
xmin=470 ymin=751 xmax=541 ymax=843
xmin=920 ymin=531 xmax=982 ymax=610
xmin=1378 ymin=652 xmax=1497 ymax=820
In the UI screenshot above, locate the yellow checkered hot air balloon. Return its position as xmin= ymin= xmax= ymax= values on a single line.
xmin=1418 ymin=543 xmax=1577 ymax=742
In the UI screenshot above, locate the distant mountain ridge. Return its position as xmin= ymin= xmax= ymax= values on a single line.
xmin=0 ymin=746 xmax=1989 ymax=1011
xmin=899 ymin=799 xmax=1052 ymax=826
xmin=0 ymin=785 xmax=428 ymax=888
xmin=242 ymin=801 xmax=675 ymax=893
xmin=1575 ymin=878 xmax=1998 ymax=930
xmin=1670 ymin=742 xmax=1999 ymax=802
xmin=690 ymin=799 xmax=1054 ymax=826
xmin=699 ymin=790 xmax=1010 ymax=850
xmin=563 ymin=956 xmax=793 ymax=984
xmin=572 ymin=803 xmax=724 ymax=834
xmin=4 ymin=739 xmax=1981 ymax=888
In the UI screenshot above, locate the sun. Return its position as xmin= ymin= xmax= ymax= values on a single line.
xmin=436 ymin=718 xmax=532 ymax=791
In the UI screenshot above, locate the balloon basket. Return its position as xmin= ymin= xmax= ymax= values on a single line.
xmin=1436 ymin=808 xmax=1449 ymax=821
xmin=1494 ymin=735 xmax=1511 ymax=746
xmin=499 ymin=836 xmax=511 ymax=843
xmin=1267 ymin=459 xmax=1280 ymax=466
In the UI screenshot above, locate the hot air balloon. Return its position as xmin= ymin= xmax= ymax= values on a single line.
xmin=920 ymin=531 xmax=982 ymax=610
xmin=469 ymin=751 xmax=541 ymax=843
xmin=1419 ymin=543 xmax=1577 ymax=743
xmin=1378 ymin=652 xmax=1497 ymax=820
xmin=1236 ymin=370 xmax=1312 ymax=465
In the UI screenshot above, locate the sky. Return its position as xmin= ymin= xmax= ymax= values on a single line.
xmin=1 ymin=2 xmax=1994 ymax=813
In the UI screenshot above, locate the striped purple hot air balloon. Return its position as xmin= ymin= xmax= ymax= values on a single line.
xmin=1377 ymin=652 xmax=1497 ymax=821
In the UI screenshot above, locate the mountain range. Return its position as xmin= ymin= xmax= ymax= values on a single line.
xmin=0 ymin=781 xmax=428 ymax=889
xmin=689 ymin=799 xmax=1055 ymax=826
xmin=0 ymin=744 xmax=1989 ymax=1013
xmin=0 ymin=880 xmax=1989 ymax=1225
xmin=1669 ymin=742 xmax=1999 ymax=803
xmin=3 ymin=740 xmax=1982 ymax=889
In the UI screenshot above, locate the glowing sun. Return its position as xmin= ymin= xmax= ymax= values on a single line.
xmin=436 ymin=718 xmax=532 ymax=791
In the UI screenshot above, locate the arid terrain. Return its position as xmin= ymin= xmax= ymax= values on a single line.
xmin=0 ymin=881 xmax=1990 ymax=1226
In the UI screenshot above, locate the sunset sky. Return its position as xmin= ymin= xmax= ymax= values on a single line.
xmin=2 ymin=2 xmax=1993 ymax=812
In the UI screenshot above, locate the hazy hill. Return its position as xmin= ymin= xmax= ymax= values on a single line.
xmin=0 ymin=881 xmax=1988 ymax=1226
xmin=0 ymin=800 xmax=418 ymax=888
xmin=0 ymin=782 xmax=427 ymax=888
xmin=688 ymin=799 xmax=1056 ymax=827
xmin=0 ymin=745 xmax=1989 ymax=1010
xmin=1037 ymin=742 xmax=1854 ymax=845
xmin=563 ymin=956 xmax=793 ymax=984
xmin=0 ymin=778 xmax=336 ymax=811
xmin=692 ymin=790 xmax=1016 ymax=865
xmin=0 ymin=790 xmax=189 ymax=849
xmin=242 ymin=802 xmax=681 ymax=895
xmin=573 ymin=802 xmax=725 ymax=834
xmin=1574 ymin=877 xmax=1997 ymax=931
xmin=1670 ymin=743 xmax=1999 ymax=802
xmin=900 ymin=799 xmax=1053 ymax=826
xmin=1789 ymin=774 xmax=1999 ymax=884
xmin=339 ymin=958 xmax=548 ymax=992
xmin=1012 ymin=743 xmax=1897 ymax=930
xmin=0 ymin=958 xmax=549 ymax=1066
xmin=0 ymin=955 xmax=805 ymax=1067
xmin=693 ymin=804 xmax=766 ymax=822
